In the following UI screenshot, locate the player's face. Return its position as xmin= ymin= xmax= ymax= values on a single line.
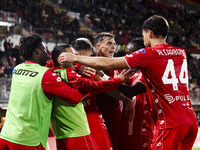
xmin=97 ymin=37 xmax=116 ymax=58
xmin=142 ymin=30 xmax=151 ymax=48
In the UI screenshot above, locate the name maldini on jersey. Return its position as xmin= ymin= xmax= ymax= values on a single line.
xmin=157 ymin=49 xmax=185 ymax=56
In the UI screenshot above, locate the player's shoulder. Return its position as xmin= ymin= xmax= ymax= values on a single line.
xmin=66 ymin=67 xmax=76 ymax=73
xmin=125 ymin=48 xmax=150 ymax=58
xmin=42 ymin=68 xmax=63 ymax=83
xmin=44 ymin=68 xmax=59 ymax=78
xmin=134 ymin=48 xmax=151 ymax=54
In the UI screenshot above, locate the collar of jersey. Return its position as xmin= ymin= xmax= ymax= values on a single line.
xmin=25 ymin=61 xmax=38 ymax=64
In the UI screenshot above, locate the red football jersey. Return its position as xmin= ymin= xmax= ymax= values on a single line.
xmin=120 ymin=70 xmax=154 ymax=138
xmin=124 ymin=43 xmax=198 ymax=129
xmin=96 ymin=70 xmax=123 ymax=150
xmin=58 ymin=67 xmax=114 ymax=150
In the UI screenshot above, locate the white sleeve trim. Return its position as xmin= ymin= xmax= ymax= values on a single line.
xmin=123 ymin=57 xmax=131 ymax=69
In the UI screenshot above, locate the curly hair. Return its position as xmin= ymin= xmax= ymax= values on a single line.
xmin=142 ymin=15 xmax=169 ymax=38
xmin=19 ymin=34 xmax=42 ymax=60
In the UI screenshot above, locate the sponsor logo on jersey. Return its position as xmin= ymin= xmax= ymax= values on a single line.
xmin=164 ymin=94 xmax=175 ymax=104
xmin=164 ymin=94 xmax=190 ymax=105
xmin=139 ymin=49 xmax=146 ymax=53
xmin=13 ymin=68 xmax=39 ymax=77
xmin=133 ymin=49 xmax=146 ymax=55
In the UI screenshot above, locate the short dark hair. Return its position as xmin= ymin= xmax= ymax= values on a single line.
xmin=129 ymin=37 xmax=145 ymax=51
xmin=71 ymin=40 xmax=91 ymax=51
xmin=142 ymin=15 xmax=169 ymax=38
xmin=52 ymin=44 xmax=71 ymax=67
xmin=94 ymin=32 xmax=115 ymax=46
xmin=19 ymin=34 xmax=42 ymax=60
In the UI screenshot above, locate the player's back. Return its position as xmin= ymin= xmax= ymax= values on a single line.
xmin=143 ymin=43 xmax=198 ymax=129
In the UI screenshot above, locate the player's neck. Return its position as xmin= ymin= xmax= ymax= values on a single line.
xmin=151 ymin=38 xmax=165 ymax=47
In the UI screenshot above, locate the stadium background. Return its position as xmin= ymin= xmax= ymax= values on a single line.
xmin=0 ymin=0 xmax=200 ymax=149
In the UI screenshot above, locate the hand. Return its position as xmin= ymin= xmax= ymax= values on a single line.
xmin=123 ymin=99 xmax=135 ymax=122
xmin=114 ymin=69 xmax=131 ymax=83
xmin=58 ymin=52 xmax=76 ymax=64
xmin=79 ymin=65 xmax=96 ymax=78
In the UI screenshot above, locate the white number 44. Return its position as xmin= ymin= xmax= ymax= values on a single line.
xmin=162 ymin=59 xmax=188 ymax=91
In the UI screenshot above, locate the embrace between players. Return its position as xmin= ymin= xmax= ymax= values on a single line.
xmin=0 ymin=15 xmax=198 ymax=150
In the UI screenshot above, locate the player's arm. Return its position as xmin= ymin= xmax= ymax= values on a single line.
xmin=118 ymin=82 xmax=146 ymax=98
xmin=93 ymin=70 xmax=135 ymax=121
xmin=58 ymin=52 xmax=129 ymax=70
xmin=66 ymin=68 xmax=128 ymax=95
xmin=95 ymin=70 xmax=133 ymax=101
xmin=42 ymin=69 xmax=85 ymax=104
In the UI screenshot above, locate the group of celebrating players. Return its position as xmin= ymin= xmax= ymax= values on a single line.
xmin=0 ymin=15 xmax=198 ymax=150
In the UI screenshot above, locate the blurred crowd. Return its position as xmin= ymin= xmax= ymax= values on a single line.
xmin=188 ymin=54 xmax=200 ymax=91
xmin=0 ymin=0 xmax=200 ymax=90
xmin=60 ymin=0 xmax=200 ymax=47
xmin=1 ymin=0 xmax=200 ymax=48
xmin=0 ymin=39 xmax=23 ymax=78
xmin=0 ymin=0 xmax=93 ymax=42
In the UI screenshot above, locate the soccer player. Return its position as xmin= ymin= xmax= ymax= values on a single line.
xmin=0 ymin=35 xmax=86 ymax=150
xmin=119 ymin=38 xmax=154 ymax=150
xmin=71 ymin=37 xmax=96 ymax=79
xmin=72 ymin=38 xmax=113 ymax=150
xmin=50 ymin=44 xmax=133 ymax=150
xmin=92 ymin=32 xmax=127 ymax=150
xmin=58 ymin=15 xmax=198 ymax=150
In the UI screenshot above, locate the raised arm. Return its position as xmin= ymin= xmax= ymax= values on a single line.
xmin=58 ymin=52 xmax=129 ymax=70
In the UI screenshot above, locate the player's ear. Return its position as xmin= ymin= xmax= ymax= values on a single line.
xmin=34 ymin=48 xmax=41 ymax=56
xmin=148 ymin=30 xmax=154 ymax=39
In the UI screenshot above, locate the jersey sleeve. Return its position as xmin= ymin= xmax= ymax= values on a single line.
xmin=75 ymin=63 xmax=82 ymax=73
xmin=133 ymin=71 xmax=145 ymax=85
xmin=42 ymin=69 xmax=85 ymax=104
xmin=124 ymin=48 xmax=151 ymax=69
xmin=66 ymin=68 xmax=123 ymax=95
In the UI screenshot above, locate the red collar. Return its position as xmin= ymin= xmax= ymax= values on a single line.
xmin=25 ymin=61 xmax=37 ymax=64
